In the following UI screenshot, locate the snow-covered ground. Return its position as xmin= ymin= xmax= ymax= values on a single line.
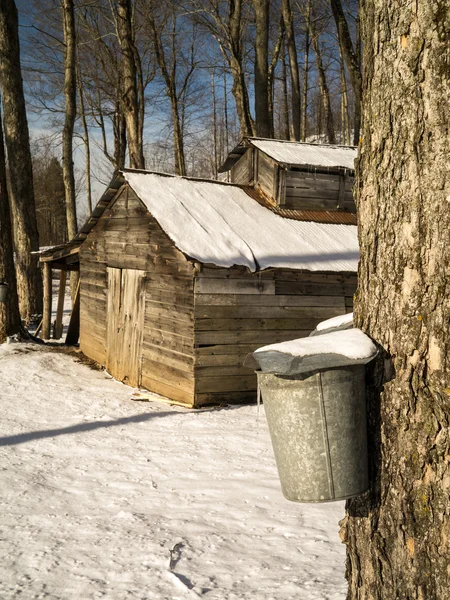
xmin=0 ymin=343 xmax=347 ymax=600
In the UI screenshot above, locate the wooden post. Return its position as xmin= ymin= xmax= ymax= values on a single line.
xmin=54 ymin=269 xmax=67 ymax=339
xmin=42 ymin=262 xmax=52 ymax=339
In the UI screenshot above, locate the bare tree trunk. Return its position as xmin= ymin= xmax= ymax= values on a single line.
xmin=300 ymin=0 xmax=310 ymax=142
xmin=62 ymin=0 xmax=78 ymax=241
xmin=341 ymin=2 xmax=450 ymax=598
xmin=309 ymin=19 xmax=335 ymax=144
xmin=339 ymin=42 xmax=350 ymax=145
xmin=228 ymin=0 xmax=254 ymax=137
xmin=223 ymin=69 xmax=229 ymax=174
xmin=329 ymin=0 xmax=361 ymax=145
xmin=211 ymin=71 xmax=218 ymax=178
xmin=253 ymin=0 xmax=270 ymax=137
xmin=281 ymin=0 xmax=300 ymax=140
xmin=0 ymin=103 xmax=21 ymax=342
xmin=116 ymin=0 xmax=145 ymax=169
xmin=268 ymin=19 xmax=284 ymax=138
xmin=0 ymin=0 xmax=42 ymax=324
xmin=77 ymin=67 xmax=92 ymax=215
xmin=280 ymin=38 xmax=290 ymax=140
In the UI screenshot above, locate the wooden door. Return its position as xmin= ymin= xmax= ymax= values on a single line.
xmin=106 ymin=268 xmax=146 ymax=387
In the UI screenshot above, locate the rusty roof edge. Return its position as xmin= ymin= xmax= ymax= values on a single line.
xmin=243 ymin=186 xmax=358 ymax=225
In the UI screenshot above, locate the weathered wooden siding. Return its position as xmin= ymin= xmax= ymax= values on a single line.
xmin=80 ymin=185 xmax=196 ymax=405
xmin=283 ymin=170 xmax=355 ymax=212
xmin=193 ymin=266 xmax=356 ymax=407
xmin=230 ymin=149 xmax=253 ymax=185
xmin=256 ymin=150 xmax=277 ymax=199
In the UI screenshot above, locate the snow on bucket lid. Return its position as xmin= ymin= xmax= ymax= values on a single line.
xmin=251 ymin=328 xmax=377 ymax=376
xmin=309 ymin=312 xmax=354 ymax=336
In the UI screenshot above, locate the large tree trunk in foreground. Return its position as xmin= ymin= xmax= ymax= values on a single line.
xmin=0 ymin=0 xmax=42 ymax=324
xmin=0 ymin=107 xmax=21 ymax=342
xmin=341 ymin=3 xmax=450 ymax=599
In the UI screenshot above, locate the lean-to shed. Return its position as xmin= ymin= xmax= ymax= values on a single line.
xmin=78 ymin=168 xmax=358 ymax=407
xmin=220 ymin=137 xmax=357 ymax=214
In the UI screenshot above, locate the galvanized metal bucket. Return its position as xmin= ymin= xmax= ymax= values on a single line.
xmin=258 ymin=365 xmax=368 ymax=503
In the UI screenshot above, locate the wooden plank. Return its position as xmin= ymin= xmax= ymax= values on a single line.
xmin=196 ymin=350 xmax=259 ymax=367
xmin=195 ymin=317 xmax=325 ymax=331
xmin=142 ymin=344 xmax=194 ymax=372
xmin=196 ymin=329 xmax=312 ymax=345
xmin=194 ymin=293 xmax=346 ymax=307
xmin=80 ymin=340 xmax=106 ymax=366
xmin=274 ymin=270 xmax=357 ymax=283
xmin=141 ymin=375 xmax=195 ymax=406
xmin=197 ymin=266 xmax=274 ymax=279
xmin=195 ymin=374 xmax=256 ymax=394
xmin=141 ymin=358 xmax=194 ymax=390
xmin=195 ymin=391 xmax=256 ymax=407
xmin=106 ymin=268 xmax=146 ymax=387
xmin=195 ymin=342 xmax=266 ymax=356
xmin=42 ymin=263 xmax=52 ymax=340
xmin=195 ymin=278 xmax=275 ymax=295
xmin=194 ymin=305 xmax=345 ymax=320
xmin=145 ymin=304 xmax=194 ymax=322
xmin=144 ymin=315 xmax=194 ymax=337
xmin=54 ymin=269 xmax=67 ymax=339
xmin=144 ymin=328 xmax=194 ymax=354
xmin=195 ymin=365 xmax=255 ymax=377
xmin=275 ymin=281 xmax=357 ymax=296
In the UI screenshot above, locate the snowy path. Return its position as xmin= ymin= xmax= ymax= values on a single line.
xmin=0 ymin=343 xmax=346 ymax=600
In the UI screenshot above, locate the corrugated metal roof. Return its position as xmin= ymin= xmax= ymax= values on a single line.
xmin=124 ymin=171 xmax=359 ymax=273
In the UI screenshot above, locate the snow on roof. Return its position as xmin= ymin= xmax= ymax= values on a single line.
xmin=250 ymin=139 xmax=357 ymax=170
xmin=123 ymin=171 xmax=359 ymax=273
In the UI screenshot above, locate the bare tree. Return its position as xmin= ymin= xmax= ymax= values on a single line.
xmin=253 ymin=0 xmax=270 ymax=137
xmin=116 ymin=0 xmax=145 ymax=168
xmin=62 ymin=0 xmax=78 ymax=239
xmin=308 ymin=7 xmax=335 ymax=144
xmin=281 ymin=0 xmax=300 ymax=140
xmin=0 ymin=0 xmax=42 ymax=323
xmin=192 ymin=0 xmax=254 ymax=138
xmin=329 ymin=0 xmax=360 ymax=145
xmin=0 ymin=103 xmax=21 ymax=342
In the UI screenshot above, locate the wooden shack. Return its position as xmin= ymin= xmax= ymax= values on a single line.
xmin=220 ymin=137 xmax=356 ymax=214
xmin=77 ymin=168 xmax=358 ymax=407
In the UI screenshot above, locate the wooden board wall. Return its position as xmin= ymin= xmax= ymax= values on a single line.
xmin=79 ymin=185 xmax=196 ymax=406
xmin=283 ymin=170 xmax=355 ymax=212
xmin=193 ymin=266 xmax=356 ymax=407
xmin=230 ymin=150 xmax=253 ymax=185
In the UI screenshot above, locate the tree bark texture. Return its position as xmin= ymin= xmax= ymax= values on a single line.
xmin=0 ymin=0 xmax=42 ymax=323
xmin=341 ymin=2 xmax=450 ymax=599
xmin=0 ymin=106 xmax=21 ymax=342
xmin=329 ymin=0 xmax=361 ymax=145
xmin=62 ymin=0 xmax=78 ymax=239
xmin=281 ymin=0 xmax=300 ymax=140
xmin=117 ymin=0 xmax=145 ymax=169
xmin=253 ymin=0 xmax=270 ymax=137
